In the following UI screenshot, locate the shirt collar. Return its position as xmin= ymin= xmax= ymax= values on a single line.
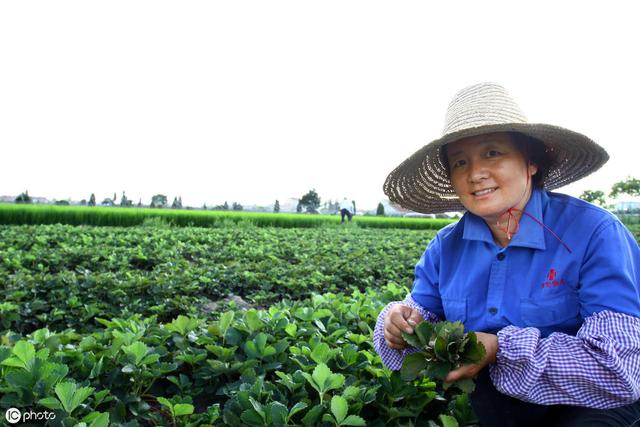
xmin=462 ymin=188 xmax=547 ymax=250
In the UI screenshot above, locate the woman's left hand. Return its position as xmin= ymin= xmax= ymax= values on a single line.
xmin=444 ymin=332 xmax=499 ymax=383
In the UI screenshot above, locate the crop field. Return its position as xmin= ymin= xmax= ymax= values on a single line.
xmin=0 ymin=223 xmax=479 ymax=427
xmin=0 ymin=203 xmax=456 ymax=230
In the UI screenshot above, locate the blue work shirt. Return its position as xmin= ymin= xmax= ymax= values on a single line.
xmin=411 ymin=189 xmax=640 ymax=337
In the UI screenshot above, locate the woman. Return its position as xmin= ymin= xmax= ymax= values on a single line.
xmin=374 ymin=83 xmax=640 ymax=426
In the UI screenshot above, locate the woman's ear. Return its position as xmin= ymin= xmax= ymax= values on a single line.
xmin=528 ymin=160 xmax=539 ymax=176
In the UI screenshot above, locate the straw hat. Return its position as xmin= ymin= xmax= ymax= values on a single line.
xmin=383 ymin=82 xmax=609 ymax=214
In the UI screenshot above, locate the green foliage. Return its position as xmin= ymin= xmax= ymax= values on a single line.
xmin=0 ymin=223 xmax=495 ymax=426
xmin=401 ymin=321 xmax=486 ymax=393
xmin=610 ymin=177 xmax=640 ymax=198
xmin=579 ymin=190 xmax=606 ymax=206
xmin=0 ymin=224 xmax=433 ymax=334
xmin=88 ymin=193 xmax=96 ymax=207
xmin=300 ymin=189 xmax=321 ymax=214
xmin=15 ymin=190 xmax=32 ymax=203
xmin=376 ymin=202 xmax=385 ymax=216
xmin=0 ymin=283 xmax=473 ymax=426
xmin=0 ymin=204 xmax=456 ymax=230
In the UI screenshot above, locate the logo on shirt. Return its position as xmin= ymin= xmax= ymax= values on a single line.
xmin=541 ymin=268 xmax=566 ymax=288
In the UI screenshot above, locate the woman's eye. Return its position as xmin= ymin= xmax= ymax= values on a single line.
xmin=452 ymin=159 xmax=466 ymax=168
xmin=486 ymin=150 xmax=501 ymax=157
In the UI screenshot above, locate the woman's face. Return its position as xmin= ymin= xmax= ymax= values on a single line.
xmin=446 ymin=132 xmax=538 ymax=223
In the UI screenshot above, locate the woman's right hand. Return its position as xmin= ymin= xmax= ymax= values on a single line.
xmin=383 ymin=304 xmax=425 ymax=349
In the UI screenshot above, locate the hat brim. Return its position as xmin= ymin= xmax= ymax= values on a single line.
xmin=383 ymin=123 xmax=609 ymax=214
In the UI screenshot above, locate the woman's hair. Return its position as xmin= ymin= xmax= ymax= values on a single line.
xmin=439 ymin=131 xmax=550 ymax=189
xmin=509 ymin=132 xmax=549 ymax=189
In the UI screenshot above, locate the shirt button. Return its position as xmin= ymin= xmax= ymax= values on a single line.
xmin=489 ymin=307 xmax=498 ymax=315
xmin=496 ymin=252 xmax=506 ymax=261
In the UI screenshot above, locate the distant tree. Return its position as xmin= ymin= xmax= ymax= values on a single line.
xmin=232 ymin=202 xmax=243 ymax=211
xmin=151 ymin=194 xmax=168 ymax=208
xmin=202 ymin=203 xmax=207 ymax=210
xmin=113 ymin=192 xmax=117 ymax=203
xmin=137 ymin=198 xmax=142 ymax=207
xmin=101 ymin=198 xmax=114 ymax=206
xmin=171 ymin=196 xmax=182 ymax=209
xmin=120 ymin=191 xmax=133 ymax=207
xmin=88 ymin=193 xmax=96 ymax=207
xmin=55 ymin=200 xmax=70 ymax=205
xmin=579 ymin=190 xmax=606 ymax=207
xmin=80 ymin=199 xmax=87 ymax=205
xmin=223 ymin=201 xmax=229 ymax=211
xmin=299 ymin=189 xmax=321 ymax=214
xmin=274 ymin=200 xmax=280 ymax=213
xmin=610 ymin=177 xmax=640 ymax=199
xmin=352 ymin=200 xmax=356 ymax=215
xmin=296 ymin=201 xmax=302 ymax=213
xmin=376 ymin=202 xmax=385 ymax=216
xmin=15 ymin=191 xmax=32 ymax=204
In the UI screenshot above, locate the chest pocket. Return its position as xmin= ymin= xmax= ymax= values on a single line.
xmin=442 ymin=298 xmax=467 ymax=323
xmin=520 ymin=295 xmax=580 ymax=328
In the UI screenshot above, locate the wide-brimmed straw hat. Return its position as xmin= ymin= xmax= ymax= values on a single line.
xmin=383 ymin=82 xmax=609 ymax=214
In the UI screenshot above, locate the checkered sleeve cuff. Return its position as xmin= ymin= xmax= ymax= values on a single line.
xmin=373 ymin=295 xmax=441 ymax=371
xmin=490 ymin=310 xmax=640 ymax=408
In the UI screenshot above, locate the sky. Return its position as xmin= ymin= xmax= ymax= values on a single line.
xmin=1 ymin=1 xmax=639 ymax=211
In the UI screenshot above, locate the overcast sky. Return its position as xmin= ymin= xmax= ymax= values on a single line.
xmin=1 ymin=1 xmax=638 ymax=210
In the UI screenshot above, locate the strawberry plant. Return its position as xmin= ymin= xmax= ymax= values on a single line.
xmin=401 ymin=321 xmax=486 ymax=393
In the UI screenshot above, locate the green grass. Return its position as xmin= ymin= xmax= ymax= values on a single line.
xmin=0 ymin=203 xmax=456 ymax=230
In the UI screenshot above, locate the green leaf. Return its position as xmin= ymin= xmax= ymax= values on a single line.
xmin=401 ymin=331 xmax=421 ymax=348
xmin=433 ymin=336 xmax=448 ymax=361
xmin=462 ymin=332 xmax=486 ymax=363
xmin=415 ymin=321 xmax=434 ymax=346
xmin=88 ymin=412 xmax=110 ymax=427
xmin=245 ymin=309 xmax=263 ymax=332
xmin=157 ymin=396 xmax=172 ymax=409
xmin=38 ymin=396 xmax=63 ymax=410
xmin=325 ymin=372 xmax=345 ymax=392
xmin=288 ymin=401 xmax=307 ymax=418
xmin=55 ymin=382 xmax=94 ymax=415
xmin=269 ymin=401 xmax=288 ymax=427
xmin=341 ymin=415 xmax=367 ymax=426
xmin=439 ymin=414 xmax=459 ymax=427
xmin=122 ymin=342 xmax=149 ymax=366
xmin=331 ymin=395 xmax=348 ymax=424
xmin=400 ymin=352 xmax=427 ymax=381
xmin=166 ymin=315 xmax=198 ymax=335
xmin=10 ymin=341 xmax=35 ymax=369
xmin=241 ymin=409 xmax=265 ymax=425
xmin=173 ymin=403 xmax=194 ymax=416
xmin=310 ymin=343 xmax=331 ymax=364
xmin=285 ymin=323 xmax=297 ymax=337
xmin=311 ymin=363 xmax=331 ymax=390
xmin=220 ymin=311 xmax=235 ymax=340
xmin=453 ymin=378 xmax=476 ymax=393
xmin=301 ymin=404 xmax=324 ymax=427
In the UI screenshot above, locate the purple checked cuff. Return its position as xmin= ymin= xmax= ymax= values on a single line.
xmin=491 ymin=310 xmax=640 ymax=409
xmin=373 ymin=295 xmax=442 ymax=371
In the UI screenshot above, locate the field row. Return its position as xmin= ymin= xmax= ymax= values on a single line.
xmin=0 ymin=203 xmax=455 ymax=230
xmin=1 ymin=224 xmax=434 ymax=334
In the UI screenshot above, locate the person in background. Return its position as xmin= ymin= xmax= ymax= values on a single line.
xmin=374 ymin=82 xmax=640 ymax=427
xmin=339 ymin=197 xmax=353 ymax=223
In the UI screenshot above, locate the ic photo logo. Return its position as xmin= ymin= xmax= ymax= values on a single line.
xmin=5 ymin=408 xmax=21 ymax=424
xmin=5 ymin=407 xmax=57 ymax=424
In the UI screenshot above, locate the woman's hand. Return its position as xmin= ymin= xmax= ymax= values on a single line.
xmin=444 ymin=332 xmax=498 ymax=382
xmin=383 ymin=304 xmax=424 ymax=349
